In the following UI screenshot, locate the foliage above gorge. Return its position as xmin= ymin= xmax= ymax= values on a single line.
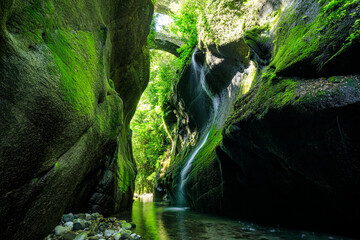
xmin=131 ymin=51 xmax=177 ymax=194
xmin=132 ymin=0 xmax=203 ymax=194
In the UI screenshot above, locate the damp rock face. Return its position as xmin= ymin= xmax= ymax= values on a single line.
xmin=0 ymin=1 xmax=153 ymax=240
xmin=160 ymin=0 xmax=360 ymax=237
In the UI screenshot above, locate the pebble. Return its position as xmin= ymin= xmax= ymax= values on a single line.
xmin=121 ymin=232 xmax=132 ymax=240
xmin=45 ymin=212 xmax=141 ymax=240
xmin=54 ymin=225 xmax=71 ymax=236
xmin=63 ymin=232 xmax=77 ymax=240
xmin=74 ymin=232 xmax=87 ymax=240
xmin=85 ymin=213 xmax=92 ymax=220
xmin=104 ymin=229 xmax=115 ymax=237
xmin=91 ymin=212 xmax=100 ymax=220
xmin=63 ymin=213 xmax=74 ymax=223
xmin=122 ymin=222 xmax=132 ymax=230
xmin=114 ymin=232 xmax=121 ymax=240
xmin=72 ymin=222 xmax=83 ymax=231
xmin=65 ymin=222 xmax=74 ymax=229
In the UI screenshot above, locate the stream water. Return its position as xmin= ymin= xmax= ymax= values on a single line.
xmin=116 ymin=198 xmax=354 ymax=240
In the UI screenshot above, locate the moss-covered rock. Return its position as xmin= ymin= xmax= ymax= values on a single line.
xmin=0 ymin=0 xmax=153 ymax=239
xmin=161 ymin=0 xmax=360 ymax=237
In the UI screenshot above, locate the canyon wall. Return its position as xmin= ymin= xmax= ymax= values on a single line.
xmin=0 ymin=0 xmax=153 ymax=239
xmin=161 ymin=0 xmax=360 ymax=237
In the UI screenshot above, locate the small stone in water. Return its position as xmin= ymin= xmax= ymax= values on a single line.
xmin=91 ymin=212 xmax=100 ymax=219
xmin=121 ymin=232 xmax=132 ymax=240
xmin=72 ymin=222 xmax=83 ymax=231
xmin=55 ymin=225 xmax=71 ymax=236
xmin=121 ymin=222 xmax=132 ymax=230
xmin=63 ymin=213 xmax=74 ymax=223
xmin=85 ymin=213 xmax=92 ymax=220
xmin=65 ymin=222 xmax=74 ymax=229
xmin=131 ymin=233 xmax=137 ymax=238
xmin=74 ymin=232 xmax=87 ymax=240
xmin=63 ymin=231 xmax=77 ymax=240
xmin=99 ymin=224 xmax=106 ymax=232
xmin=104 ymin=229 xmax=115 ymax=237
xmin=87 ymin=237 xmax=99 ymax=240
xmin=84 ymin=220 xmax=91 ymax=228
xmin=114 ymin=232 xmax=121 ymax=240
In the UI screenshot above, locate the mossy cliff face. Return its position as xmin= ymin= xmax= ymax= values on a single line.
xmin=161 ymin=0 xmax=360 ymax=236
xmin=0 ymin=0 xmax=152 ymax=239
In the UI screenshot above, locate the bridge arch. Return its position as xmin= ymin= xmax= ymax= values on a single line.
xmin=150 ymin=32 xmax=184 ymax=57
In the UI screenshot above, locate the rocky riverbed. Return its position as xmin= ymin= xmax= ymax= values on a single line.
xmin=44 ymin=213 xmax=141 ymax=240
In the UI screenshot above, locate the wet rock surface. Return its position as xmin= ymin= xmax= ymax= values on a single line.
xmin=160 ymin=0 xmax=360 ymax=238
xmin=45 ymin=213 xmax=141 ymax=240
xmin=0 ymin=1 xmax=153 ymax=239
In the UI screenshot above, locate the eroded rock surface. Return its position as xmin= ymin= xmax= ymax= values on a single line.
xmin=160 ymin=0 xmax=360 ymax=237
xmin=0 ymin=1 xmax=153 ymax=239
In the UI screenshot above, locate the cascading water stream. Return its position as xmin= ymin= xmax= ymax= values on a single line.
xmin=176 ymin=50 xmax=220 ymax=207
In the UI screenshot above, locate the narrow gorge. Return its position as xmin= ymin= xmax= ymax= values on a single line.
xmin=0 ymin=0 xmax=359 ymax=239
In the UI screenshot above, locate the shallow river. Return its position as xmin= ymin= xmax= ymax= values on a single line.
xmin=115 ymin=199 xmax=353 ymax=240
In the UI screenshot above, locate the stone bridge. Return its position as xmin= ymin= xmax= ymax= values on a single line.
xmin=150 ymin=32 xmax=185 ymax=57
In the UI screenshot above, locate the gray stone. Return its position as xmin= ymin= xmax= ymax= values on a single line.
xmin=104 ymin=229 xmax=115 ymax=237
xmin=63 ymin=232 xmax=77 ymax=240
xmin=85 ymin=213 xmax=92 ymax=220
xmin=63 ymin=213 xmax=74 ymax=223
xmin=114 ymin=232 xmax=122 ymax=240
xmin=65 ymin=222 xmax=74 ymax=229
xmin=77 ymin=213 xmax=86 ymax=219
xmin=54 ymin=226 xmax=71 ymax=236
xmin=99 ymin=224 xmax=106 ymax=232
xmin=120 ymin=232 xmax=132 ymax=240
xmin=72 ymin=222 xmax=83 ymax=231
xmin=74 ymin=232 xmax=87 ymax=240
xmin=84 ymin=221 xmax=91 ymax=228
xmin=91 ymin=212 xmax=101 ymax=220
xmin=88 ymin=237 xmax=100 ymax=240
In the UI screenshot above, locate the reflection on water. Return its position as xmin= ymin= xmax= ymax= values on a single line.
xmin=115 ymin=199 xmax=354 ymax=240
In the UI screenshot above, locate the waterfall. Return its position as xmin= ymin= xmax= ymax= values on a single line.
xmin=176 ymin=49 xmax=220 ymax=207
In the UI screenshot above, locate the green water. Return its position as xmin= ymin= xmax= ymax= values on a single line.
xmin=115 ymin=199 xmax=354 ymax=240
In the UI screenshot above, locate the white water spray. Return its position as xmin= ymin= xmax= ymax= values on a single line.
xmin=176 ymin=50 xmax=221 ymax=207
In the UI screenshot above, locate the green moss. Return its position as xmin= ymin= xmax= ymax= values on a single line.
xmin=317 ymin=90 xmax=328 ymax=97
xmin=189 ymin=127 xmax=223 ymax=177
xmin=95 ymin=96 xmax=122 ymax=138
xmin=328 ymin=76 xmax=341 ymax=83
xmin=227 ymin=68 xmax=299 ymax=123
xmin=108 ymin=79 xmax=115 ymax=89
xmin=47 ymin=29 xmax=99 ymax=116
xmin=271 ymin=0 xmax=360 ymax=73
xmin=117 ymin=154 xmax=136 ymax=193
xmin=243 ymin=25 xmax=270 ymax=58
